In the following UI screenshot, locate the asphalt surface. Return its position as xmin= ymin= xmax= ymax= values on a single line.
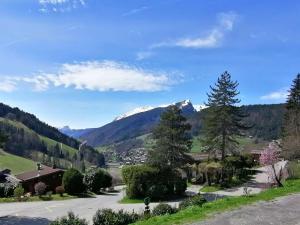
xmin=0 ymin=188 xmax=179 ymax=225
xmin=192 ymin=193 xmax=300 ymax=225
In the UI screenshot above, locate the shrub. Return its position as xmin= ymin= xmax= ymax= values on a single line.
xmin=93 ymin=208 xmax=139 ymax=225
xmin=146 ymin=184 xmax=168 ymax=200
xmin=179 ymin=194 xmax=207 ymax=210
xmin=152 ymin=203 xmax=175 ymax=216
xmin=287 ymin=161 xmax=300 ymax=179
xmin=56 ymin=186 xmax=65 ymax=196
xmin=84 ymin=168 xmax=112 ymax=193
xmin=122 ymin=165 xmax=159 ymax=199
xmin=63 ymin=168 xmax=86 ymax=195
xmin=14 ymin=185 xmax=24 ymax=200
xmin=50 ymin=212 xmax=88 ymax=225
xmin=174 ymin=179 xmax=187 ymax=195
xmin=35 ymin=182 xmax=46 ymax=196
xmin=0 ymin=182 xmax=15 ymax=197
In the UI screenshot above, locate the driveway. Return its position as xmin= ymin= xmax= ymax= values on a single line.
xmin=191 ymin=193 xmax=300 ymax=225
xmin=0 ymin=187 xmax=179 ymax=225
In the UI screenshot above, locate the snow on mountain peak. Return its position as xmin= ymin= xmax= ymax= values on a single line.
xmin=114 ymin=106 xmax=154 ymax=121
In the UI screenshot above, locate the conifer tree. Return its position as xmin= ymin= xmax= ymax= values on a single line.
xmin=203 ymin=71 xmax=247 ymax=160
xmin=147 ymin=105 xmax=192 ymax=170
xmin=282 ymin=74 xmax=300 ymax=159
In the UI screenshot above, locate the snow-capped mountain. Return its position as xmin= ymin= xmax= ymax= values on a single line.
xmin=114 ymin=100 xmax=201 ymax=121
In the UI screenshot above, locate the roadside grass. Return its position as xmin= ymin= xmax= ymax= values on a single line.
xmin=200 ymin=185 xmax=221 ymax=193
xmin=133 ymin=179 xmax=300 ymax=225
xmin=0 ymin=194 xmax=76 ymax=203
xmin=0 ymin=149 xmax=36 ymax=174
xmin=119 ymin=196 xmax=144 ymax=204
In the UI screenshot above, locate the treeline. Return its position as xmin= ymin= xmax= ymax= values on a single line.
xmin=190 ymin=103 xmax=285 ymax=141
xmin=0 ymin=103 xmax=78 ymax=148
xmin=0 ymin=119 xmax=105 ymax=170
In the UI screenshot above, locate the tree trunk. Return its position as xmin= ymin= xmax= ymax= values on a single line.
xmin=272 ymin=164 xmax=283 ymax=187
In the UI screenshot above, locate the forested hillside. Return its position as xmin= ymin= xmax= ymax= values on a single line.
xmin=0 ymin=103 xmax=105 ymax=170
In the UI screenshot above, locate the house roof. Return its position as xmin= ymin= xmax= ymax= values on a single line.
xmin=16 ymin=165 xmax=63 ymax=182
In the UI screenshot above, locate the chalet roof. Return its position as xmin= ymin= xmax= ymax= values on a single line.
xmin=16 ymin=165 xmax=63 ymax=182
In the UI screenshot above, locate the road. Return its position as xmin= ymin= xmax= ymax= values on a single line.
xmin=0 ymin=187 xmax=179 ymax=225
xmin=192 ymin=193 xmax=300 ymax=225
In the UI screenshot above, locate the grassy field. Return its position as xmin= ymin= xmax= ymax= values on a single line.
xmin=0 ymin=194 xmax=76 ymax=203
xmin=200 ymin=185 xmax=221 ymax=193
xmin=119 ymin=196 xmax=144 ymax=204
xmin=0 ymin=150 xmax=36 ymax=174
xmin=133 ymin=179 xmax=300 ymax=225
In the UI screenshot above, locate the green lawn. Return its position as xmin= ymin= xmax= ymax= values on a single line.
xmin=0 ymin=194 xmax=76 ymax=203
xmin=0 ymin=150 xmax=36 ymax=174
xmin=119 ymin=196 xmax=145 ymax=204
xmin=133 ymin=179 xmax=300 ymax=225
xmin=200 ymin=185 xmax=221 ymax=193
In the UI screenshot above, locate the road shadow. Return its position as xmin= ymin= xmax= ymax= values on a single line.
xmin=0 ymin=216 xmax=51 ymax=225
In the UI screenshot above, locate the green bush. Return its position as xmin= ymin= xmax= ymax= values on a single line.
xmin=122 ymin=165 xmax=187 ymax=200
xmin=152 ymin=203 xmax=175 ymax=216
xmin=50 ymin=212 xmax=88 ymax=225
xmin=174 ymin=179 xmax=187 ymax=195
xmin=287 ymin=161 xmax=300 ymax=179
xmin=14 ymin=185 xmax=24 ymax=199
xmin=34 ymin=182 xmax=46 ymax=196
xmin=122 ymin=165 xmax=159 ymax=199
xmin=84 ymin=168 xmax=112 ymax=193
xmin=147 ymin=184 xmax=168 ymax=200
xmin=63 ymin=168 xmax=86 ymax=195
xmin=179 ymin=194 xmax=207 ymax=210
xmin=0 ymin=182 xmax=15 ymax=197
xmin=93 ymin=208 xmax=139 ymax=225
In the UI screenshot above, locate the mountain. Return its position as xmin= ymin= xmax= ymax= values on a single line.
xmin=59 ymin=126 xmax=94 ymax=139
xmin=0 ymin=103 xmax=105 ymax=170
xmin=62 ymin=100 xmax=198 ymax=147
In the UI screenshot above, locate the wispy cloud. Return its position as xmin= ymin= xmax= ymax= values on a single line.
xmin=1 ymin=61 xmax=178 ymax=92
xmin=152 ymin=11 xmax=237 ymax=49
xmin=260 ymin=88 xmax=289 ymax=101
xmin=38 ymin=0 xmax=86 ymax=13
xmin=136 ymin=51 xmax=155 ymax=60
xmin=122 ymin=6 xmax=149 ymax=17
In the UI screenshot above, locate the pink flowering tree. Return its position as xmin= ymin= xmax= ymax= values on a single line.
xmin=259 ymin=144 xmax=283 ymax=187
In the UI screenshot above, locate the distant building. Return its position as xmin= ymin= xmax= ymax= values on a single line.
xmin=16 ymin=164 xmax=64 ymax=194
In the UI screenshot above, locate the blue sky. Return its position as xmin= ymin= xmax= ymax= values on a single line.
xmin=0 ymin=0 xmax=299 ymax=128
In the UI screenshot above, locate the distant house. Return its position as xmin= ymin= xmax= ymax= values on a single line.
xmin=16 ymin=164 xmax=64 ymax=194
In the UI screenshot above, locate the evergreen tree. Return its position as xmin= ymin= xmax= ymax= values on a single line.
xmin=147 ymin=105 xmax=192 ymax=170
xmin=282 ymin=74 xmax=300 ymax=159
xmin=203 ymin=71 xmax=247 ymax=160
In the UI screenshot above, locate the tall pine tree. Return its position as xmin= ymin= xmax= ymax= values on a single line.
xmin=203 ymin=71 xmax=247 ymax=160
xmin=147 ymin=105 xmax=192 ymax=170
xmin=282 ymin=74 xmax=300 ymax=159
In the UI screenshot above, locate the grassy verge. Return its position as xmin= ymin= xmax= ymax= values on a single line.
xmin=133 ymin=179 xmax=300 ymax=225
xmin=200 ymin=185 xmax=221 ymax=193
xmin=119 ymin=196 xmax=145 ymax=204
xmin=0 ymin=194 xmax=76 ymax=203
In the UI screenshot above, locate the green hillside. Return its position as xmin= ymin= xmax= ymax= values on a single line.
xmin=0 ymin=149 xmax=36 ymax=174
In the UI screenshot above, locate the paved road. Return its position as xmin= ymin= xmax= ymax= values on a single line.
xmin=192 ymin=193 xmax=300 ymax=225
xmin=0 ymin=187 xmax=179 ymax=225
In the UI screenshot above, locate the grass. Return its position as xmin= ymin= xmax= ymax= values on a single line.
xmin=133 ymin=179 xmax=300 ymax=225
xmin=119 ymin=196 xmax=145 ymax=204
xmin=0 ymin=194 xmax=76 ymax=203
xmin=0 ymin=150 xmax=37 ymax=174
xmin=200 ymin=185 xmax=221 ymax=193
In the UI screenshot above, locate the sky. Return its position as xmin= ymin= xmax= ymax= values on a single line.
xmin=0 ymin=0 xmax=299 ymax=128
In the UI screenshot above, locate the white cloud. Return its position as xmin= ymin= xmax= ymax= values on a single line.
xmin=152 ymin=11 xmax=237 ymax=49
xmin=38 ymin=0 xmax=86 ymax=12
xmin=0 ymin=79 xmax=17 ymax=92
xmin=136 ymin=51 xmax=155 ymax=60
xmin=122 ymin=6 xmax=149 ymax=17
xmin=0 ymin=61 xmax=176 ymax=93
xmin=260 ymin=88 xmax=289 ymax=101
